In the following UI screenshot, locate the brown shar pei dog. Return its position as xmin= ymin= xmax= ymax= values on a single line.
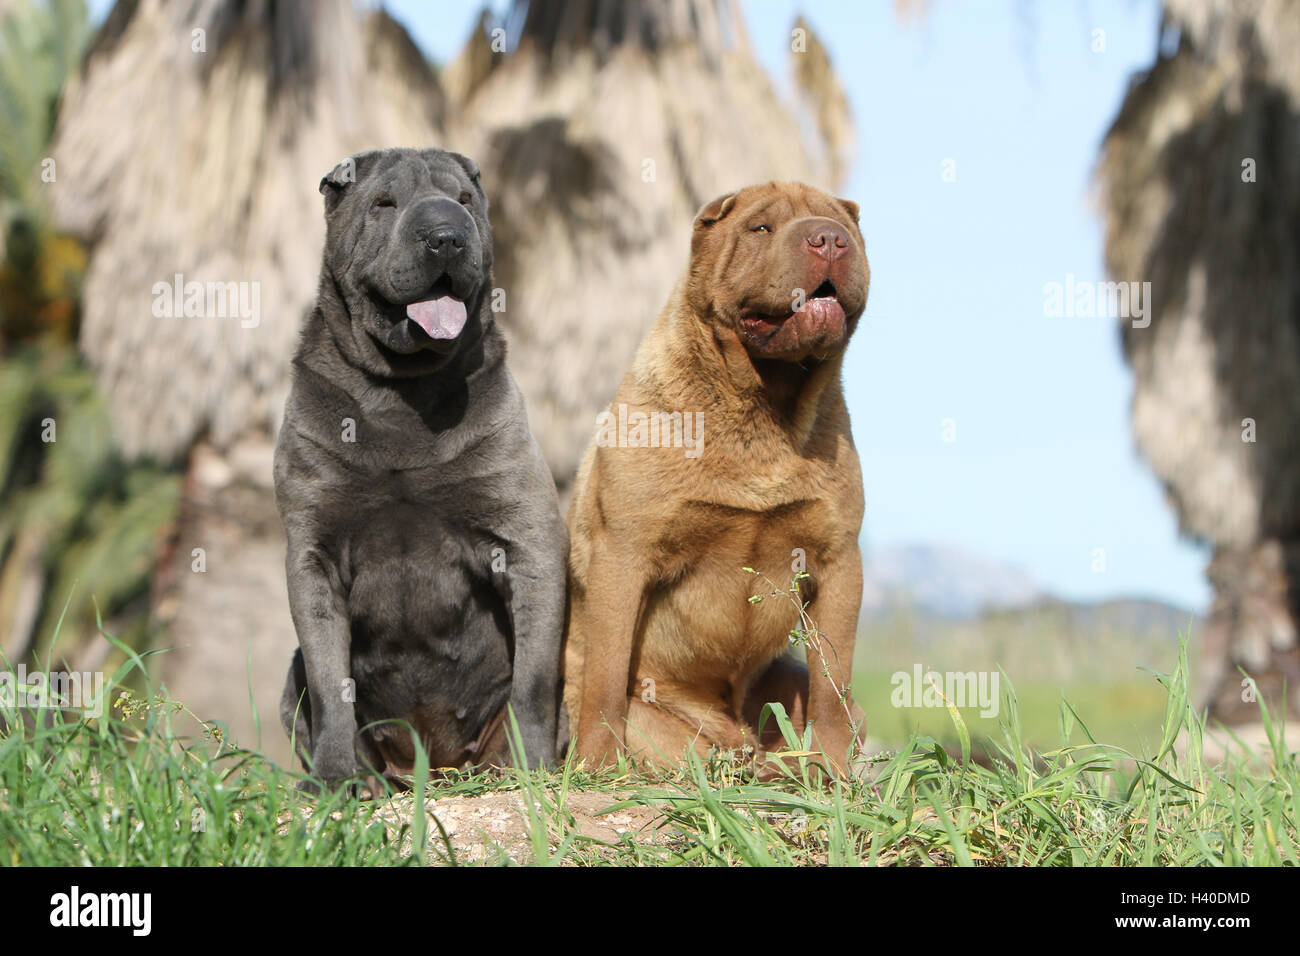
xmin=564 ymin=181 xmax=869 ymax=775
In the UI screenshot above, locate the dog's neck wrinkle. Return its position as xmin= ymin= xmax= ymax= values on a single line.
xmin=657 ymin=292 xmax=840 ymax=450
xmin=299 ymin=279 xmax=505 ymax=435
xmin=752 ymin=356 xmax=841 ymax=439
xmin=293 ymin=341 xmax=510 ymax=461
xmin=314 ymin=272 xmax=358 ymax=362
xmin=313 ymin=271 xmax=401 ymax=379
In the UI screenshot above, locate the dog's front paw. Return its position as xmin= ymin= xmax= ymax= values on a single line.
xmin=511 ymin=734 xmax=556 ymax=771
xmin=576 ymin=740 xmax=621 ymax=771
xmin=298 ymin=751 xmax=362 ymax=796
xmin=296 ymin=769 xmax=368 ymax=799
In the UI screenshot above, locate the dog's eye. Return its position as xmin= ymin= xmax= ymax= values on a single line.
xmin=458 ymin=191 xmax=474 ymax=206
xmin=373 ymin=196 xmax=396 ymax=209
xmin=751 ymin=224 xmax=770 ymax=233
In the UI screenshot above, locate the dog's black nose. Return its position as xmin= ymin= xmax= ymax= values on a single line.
xmin=421 ymin=226 xmax=467 ymax=258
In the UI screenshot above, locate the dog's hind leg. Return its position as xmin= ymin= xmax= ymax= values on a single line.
xmin=621 ymin=697 xmax=713 ymax=766
xmin=619 ymin=686 xmax=749 ymax=768
xmin=280 ymin=648 xmax=313 ymax=770
xmin=742 ymin=653 xmax=810 ymax=751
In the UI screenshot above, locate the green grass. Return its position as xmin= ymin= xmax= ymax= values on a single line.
xmin=852 ymin=608 xmax=1199 ymax=755
xmin=1 ymin=625 xmax=1295 ymax=866
xmin=854 ymin=667 xmax=1169 ymax=758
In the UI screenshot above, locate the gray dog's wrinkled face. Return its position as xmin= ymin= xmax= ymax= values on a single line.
xmin=319 ymin=148 xmax=492 ymax=359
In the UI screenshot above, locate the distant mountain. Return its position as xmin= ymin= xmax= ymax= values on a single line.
xmin=979 ymin=597 xmax=1199 ymax=641
xmin=860 ymin=542 xmax=1198 ymax=640
xmin=862 ymin=543 xmax=1043 ymax=618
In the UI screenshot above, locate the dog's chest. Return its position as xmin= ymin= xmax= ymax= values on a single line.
xmin=638 ymin=501 xmax=825 ymax=678
xmin=334 ymin=491 xmax=501 ymax=640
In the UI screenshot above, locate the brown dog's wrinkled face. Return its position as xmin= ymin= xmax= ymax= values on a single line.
xmin=688 ymin=182 xmax=868 ymax=363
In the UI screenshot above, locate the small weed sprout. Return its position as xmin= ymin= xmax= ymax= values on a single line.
xmin=115 ymin=688 xmax=227 ymax=751
xmin=742 ymin=567 xmax=863 ymax=753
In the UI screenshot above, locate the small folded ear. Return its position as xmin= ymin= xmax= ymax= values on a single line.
xmin=444 ymin=150 xmax=482 ymax=185
xmin=694 ymin=191 xmax=739 ymax=228
xmin=838 ymin=198 xmax=860 ymax=223
xmin=319 ymin=157 xmax=359 ymax=212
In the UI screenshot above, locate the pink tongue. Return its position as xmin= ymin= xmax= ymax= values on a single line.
xmin=406 ymin=295 xmax=467 ymax=340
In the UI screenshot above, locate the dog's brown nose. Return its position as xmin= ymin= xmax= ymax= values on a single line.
xmin=805 ymin=220 xmax=850 ymax=261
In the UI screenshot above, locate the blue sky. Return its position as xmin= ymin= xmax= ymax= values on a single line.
xmin=86 ymin=0 xmax=1208 ymax=611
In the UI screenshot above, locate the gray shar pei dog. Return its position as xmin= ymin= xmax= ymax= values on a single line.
xmin=275 ymin=147 xmax=566 ymax=787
